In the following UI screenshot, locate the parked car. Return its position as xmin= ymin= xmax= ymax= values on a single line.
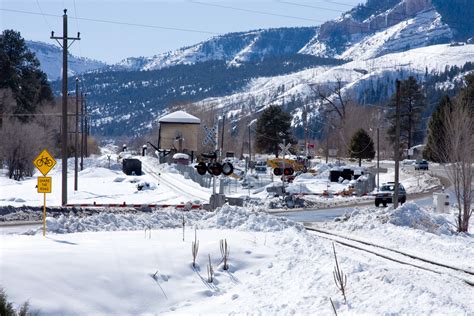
xmin=255 ymin=165 xmax=267 ymax=173
xmin=375 ymin=182 xmax=406 ymax=207
xmin=415 ymin=160 xmax=429 ymax=170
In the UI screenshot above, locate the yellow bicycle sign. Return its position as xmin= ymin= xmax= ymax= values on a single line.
xmin=33 ymin=149 xmax=56 ymax=176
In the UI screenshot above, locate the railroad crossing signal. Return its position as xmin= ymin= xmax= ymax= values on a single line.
xmin=33 ymin=149 xmax=56 ymax=176
xmin=194 ymin=162 xmax=234 ymax=176
xmin=279 ymin=143 xmax=292 ymax=156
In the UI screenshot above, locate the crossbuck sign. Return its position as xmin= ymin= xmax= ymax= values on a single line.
xmin=203 ymin=125 xmax=217 ymax=146
xmin=279 ymin=143 xmax=291 ymax=156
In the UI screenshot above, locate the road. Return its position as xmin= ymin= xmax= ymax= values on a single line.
xmin=274 ymin=163 xmax=457 ymax=223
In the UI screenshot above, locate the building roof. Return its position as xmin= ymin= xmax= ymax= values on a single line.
xmin=158 ymin=111 xmax=201 ymax=124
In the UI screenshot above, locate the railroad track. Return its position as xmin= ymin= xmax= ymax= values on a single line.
xmin=305 ymin=225 xmax=474 ymax=287
xmin=142 ymin=162 xmax=208 ymax=203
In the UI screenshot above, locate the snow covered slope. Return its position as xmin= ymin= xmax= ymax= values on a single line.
xmin=110 ymin=0 xmax=458 ymax=72
xmin=111 ymin=27 xmax=317 ymax=71
xmin=27 ymin=40 xmax=107 ymax=80
xmin=194 ymin=43 xmax=474 ymax=119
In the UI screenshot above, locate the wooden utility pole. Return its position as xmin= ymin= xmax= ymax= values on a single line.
xmin=51 ymin=9 xmax=80 ymax=205
xmin=248 ymin=125 xmax=251 ymax=163
xmin=80 ymin=92 xmax=84 ymax=171
xmin=220 ymin=114 xmax=225 ymax=159
xmin=84 ymin=93 xmax=89 ymax=157
xmin=377 ymin=127 xmax=380 ymax=191
xmin=74 ymin=77 xmax=79 ymax=191
xmin=393 ymin=80 xmax=401 ymax=208
xmin=303 ymin=103 xmax=309 ymax=157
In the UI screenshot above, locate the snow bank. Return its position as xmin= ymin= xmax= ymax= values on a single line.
xmin=45 ymin=205 xmax=303 ymax=234
xmin=341 ymin=202 xmax=454 ymax=235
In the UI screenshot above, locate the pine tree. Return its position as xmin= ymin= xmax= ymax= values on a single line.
xmin=386 ymin=76 xmax=426 ymax=152
xmin=0 ymin=29 xmax=52 ymax=122
xmin=348 ymin=128 xmax=375 ymax=166
xmin=423 ymin=96 xmax=453 ymax=162
xmin=255 ymin=105 xmax=295 ymax=156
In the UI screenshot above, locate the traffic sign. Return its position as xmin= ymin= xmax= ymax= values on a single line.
xmin=279 ymin=143 xmax=291 ymax=156
xmin=37 ymin=177 xmax=52 ymax=193
xmin=203 ymin=125 xmax=217 ymax=146
xmin=33 ymin=149 xmax=56 ymax=176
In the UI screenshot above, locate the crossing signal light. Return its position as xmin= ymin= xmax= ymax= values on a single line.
xmin=195 ymin=162 xmax=207 ymax=175
xmin=208 ymin=162 xmax=223 ymax=176
xmin=273 ymin=168 xmax=283 ymax=176
xmin=284 ymin=167 xmax=294 ymax=176
xmin=222 ymin=162 xmax=234 ymax=176
xmin=195 ymin=161 xmax=234 ymax=177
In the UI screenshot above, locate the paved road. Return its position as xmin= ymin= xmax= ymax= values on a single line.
xmin=274 ymin=163 xmax=456 ymax=223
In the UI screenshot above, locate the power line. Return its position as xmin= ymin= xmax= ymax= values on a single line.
xmin=281 ymin=0 xmax=467 ymax=30
xmin=0 ymin=8 xmax=220 ymax=35
xmin=190 ymin=0 xmax=323 ymax=23
xmin=35 ymin=0 xmax=52 ymax=30
xmin=0 ymin=7 xmax=317 ymax=46
xmin=2 ymin=7 xmax=470 ymax=62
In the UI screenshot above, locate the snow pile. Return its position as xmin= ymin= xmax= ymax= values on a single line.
xmin=386 ymin=203 xmax=453 ymax=234
xmin=341 ymin=203 xmax=454 ymax=235
xmin=45 ymin=205 xmax=302 ymax=234
xmin=198 ymin=205 xmax=304 ymax=232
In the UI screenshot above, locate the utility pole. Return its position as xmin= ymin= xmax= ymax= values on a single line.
xmin=325 ymin=117 xmax=329 ymax=164
xmin=84 ymin=93 xmax=88 ymax=157
xmin=303 ymin=103 xmax=309 ymax=158
xmin=393 ymin=80 xmax=401 ymax=208
xmin=51 ymin=9 xmax=80 ymax=205
xmin=80 ymin=92 xmax=84 ymax=171
xmin=220 ymin=114 xmax=225 ymax=159
xmin=74 ymin=77 xmax=79 ymax=191
xmin=377 ymin=127 xmax=380 ymax=191
xmin=248 ymin=125 xmax=251 ymax=167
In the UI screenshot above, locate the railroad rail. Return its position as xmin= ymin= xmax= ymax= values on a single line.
xmin=305 ymin=225 xmax=474 ymax=287
xmin=141 ymin=162 xmax=209 ymax=203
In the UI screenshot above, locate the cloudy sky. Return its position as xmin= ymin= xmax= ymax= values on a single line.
xmin=1 ymin=0 xmax=363 ymax=63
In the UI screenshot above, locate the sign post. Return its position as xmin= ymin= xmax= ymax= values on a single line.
xmin=33 ymin=149 xmax=57 ymax=237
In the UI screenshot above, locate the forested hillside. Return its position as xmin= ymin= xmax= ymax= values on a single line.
xmin=52 ymin=55 xmax=345 ymax=135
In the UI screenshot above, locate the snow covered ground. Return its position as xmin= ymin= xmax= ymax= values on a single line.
xmin=0 ymin=150 xmax=440 ymax=209
xmin=1 ymin=204 xmax=473 ymax=314
xmin=0 ymin=153 xmax=211 ymax=207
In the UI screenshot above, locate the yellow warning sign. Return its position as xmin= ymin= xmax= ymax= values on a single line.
xmin=33 ymin=149 xmax=56 ymax=176
xmin=37 ymin=177 xmax=52 ymax=193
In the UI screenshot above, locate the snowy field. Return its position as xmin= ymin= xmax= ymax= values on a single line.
xmin=0 ymin=153 xmax=211 ymax=207
xmin=1 ymin=205 xmax=473 ymax=314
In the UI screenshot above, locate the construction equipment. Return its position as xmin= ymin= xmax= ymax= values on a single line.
xmin=267 ymin=158 xmax=306 ymax=172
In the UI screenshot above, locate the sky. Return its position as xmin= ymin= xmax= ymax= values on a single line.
xmin=1 ymin=0 xmax=363 ymax=64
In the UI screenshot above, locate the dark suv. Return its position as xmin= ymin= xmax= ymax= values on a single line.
xmin=415 ymin=160 xmax=429 ymax=170
xmin=375 ymin=182 xmax=406 ymax=207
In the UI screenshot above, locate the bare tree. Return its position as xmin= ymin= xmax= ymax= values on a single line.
xmin=1 ymin=119 xmax=45 ymax=180
xmin=313 ymin=77 xmax=349 ymax=125
xmin=440 ymin=104 xmax=473 ymax=233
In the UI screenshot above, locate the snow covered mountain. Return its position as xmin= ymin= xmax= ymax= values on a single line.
xmin=50 ymin=0 xmax=474 ymax=137
xmin=110 ymin=27 xmax=318 ymax=71
xmin=27 ymin=41 xmax=107 ymax=81
xmin=109 ymin=0 xmax=459 ymax=72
